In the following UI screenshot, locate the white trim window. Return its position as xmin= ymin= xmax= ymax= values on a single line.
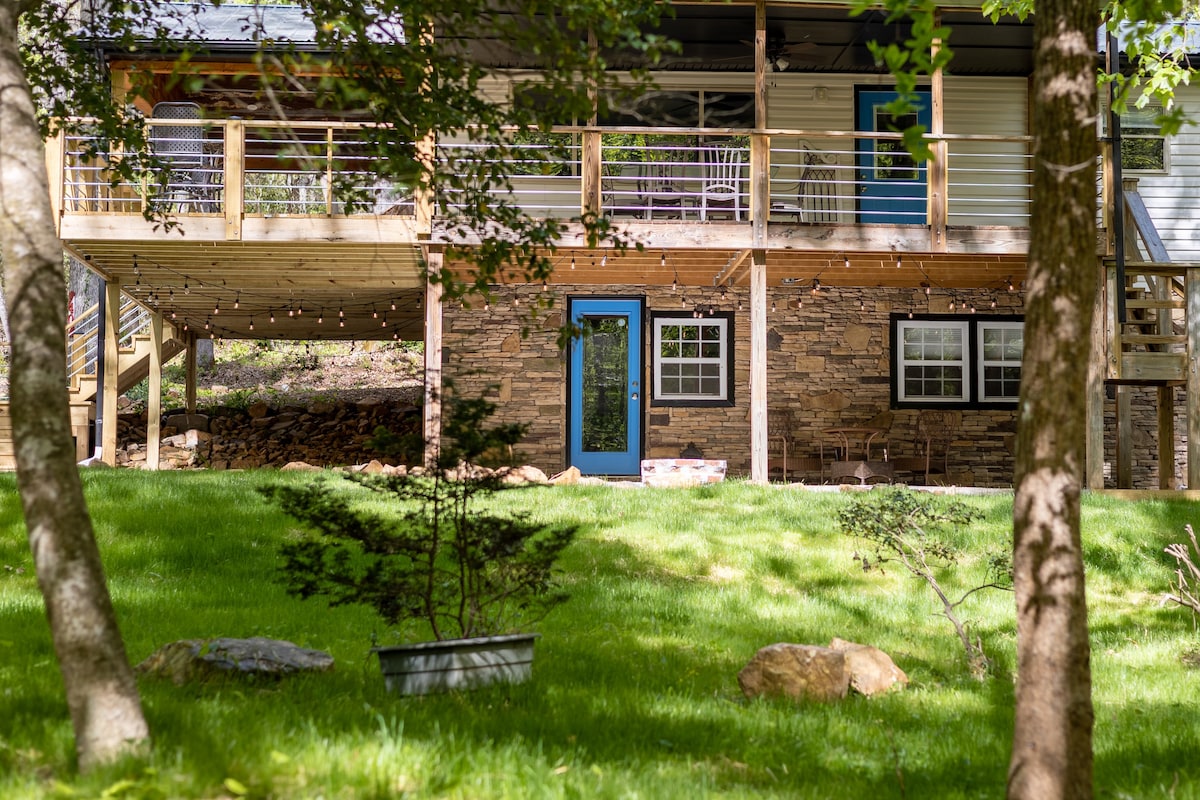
xmin=978 ymin=321 xmax=1024 ymax=402
xmin=653 ymin=316 xmax=729 ymax=402
xmin=1120 ymin=102 xmax=1168 ymax=174
xmin=897 ymin=320 xmax=969 ymax=403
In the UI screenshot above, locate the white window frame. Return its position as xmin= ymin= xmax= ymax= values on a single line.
xmin=896 ymin=319 xmax=970 ymax=403
xmin=977 ymin=320 xmax=1024 ymax=403
xmin=653 ymin=316 xmax=729 ymax=402
xmin=1118 ymin=102 xmax=1169 ymax=174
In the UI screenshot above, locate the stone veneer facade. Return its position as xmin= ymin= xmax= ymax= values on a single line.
xmin=441 ymin=282 xmax=1184 ymax=489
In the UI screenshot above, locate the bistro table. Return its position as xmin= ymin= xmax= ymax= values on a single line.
xmin=822 ymin=426 xmax=893 ymax=485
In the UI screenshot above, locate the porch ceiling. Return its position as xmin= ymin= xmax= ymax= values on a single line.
xmin=462 ymin=3 xmax=1034 ymax=76
xmin=456 ymin=248 xmax=1028 ymax=295
xmin=66 ymin=238 xmax=427 ymax=341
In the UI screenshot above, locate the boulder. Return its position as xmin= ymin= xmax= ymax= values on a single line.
xmin=550 ymin=466 xmax=582 ymax=485
xmin=164 ymin=413 xmax=210 ymax=433
xmin=737 ymin=643 xmax=849 ymax=702
xmin=500 ymin=465 xmax=550 ymax=485
xmin=281 ymin=461 xmax=322 ymax=472
xmin=828 ymin=638 xmax=909 ymax=696
xmin=136 ymin=637 xmax=334 ymax=685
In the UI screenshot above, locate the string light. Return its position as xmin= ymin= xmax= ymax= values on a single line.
xmin=288 ymin=307 xmax=295 ymax=317
xmin=859 ymin=298 xmax=866 ymax=312
xmin=318 ymin=310 xmax=324 ymax=324
xmin=771 ymin=300 xmax=777 ymax=313
xmin=249 ymin=317 xmax=254 ymax=330
xmin=601 ymin=254 xmax=608 ymax=268
xmin=484 ymin=298 xmax=491 ymax=311
xmin=269 ymin=309 xmax=276 ymax=323
xmin=297 ymin=302 xmax=304 ymax=316
xmin=339 ymin=306 xmax=345 ymax=320
xmin=372 ymin=305 xmax=378 ymax=319
xmin=811 ymin=278 xmax=821 ymax=296
xmin=390 ymin=300 xmax=397 ymax=311
xmin=570 ymin=253 xmax=576 ymax=270
xmin=542 ymin=280 xmax=548 ymax=292
xmin=204 ymin=317 xmax=210 ymax=330
xmin=213 ymin=300 xmax=220 ymax=315
xmin=183 ymin=281 xmax=190 ymax=294
xmin=895 ymin=254 xmax=902 ymax=268
xmin=797 ymin=296 xmax=803 ymax=309
xmin=170 ymin=309 xmax=177 ymax=320
xmin=182 ymin=321 xmax=188 ymax=331
xmin=381 ymin=315 xmax=388 ymax=328
xmin=990 ymin=298 xmax=997 ymax=309
xmin=708 ymin=305 xmax=715 ymax=316
xmin=843 ymin=254 xmax=850 ymax=269
xmin=234 ymin=293 xmax=240 ymax=310
xmin=1007 ymin=277 xmax=1015 ymax=292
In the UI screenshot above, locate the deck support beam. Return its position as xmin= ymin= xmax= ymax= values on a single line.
xmin=423 ymin=248 xmax=444 ymax=470
xmin=1157 ymin=385 xmax=1175 ymax=489
xmin=1188 ymin=267 xmax=1200 ymax=488
xmin=101 ymin=281 xmax=121 ymax=466
xmin=1086 ymin=259 xmax=1107 ymax=488
xmin=184 ymin=333 xmax=198 ymax=415
xmin=147 ymin=314 xmax=163 ymax=470
xmin=1116 ymin=386 xmax=1132 ymax=488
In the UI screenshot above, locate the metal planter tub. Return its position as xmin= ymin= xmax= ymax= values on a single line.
xmin=372 ymin=633 xmax=540 ymax=695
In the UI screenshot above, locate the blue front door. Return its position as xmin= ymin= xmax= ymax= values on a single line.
xmin=855 ymin=89 xmax=932 ymax=224
xmin=568 ymin=298 xmax=642 ymax=475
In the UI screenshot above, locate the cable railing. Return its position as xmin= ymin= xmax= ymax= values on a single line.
xmin=67 ymin=295 xmax=152 ymax=387
xmin=54 ymin=119 xmax=1043 ymax=230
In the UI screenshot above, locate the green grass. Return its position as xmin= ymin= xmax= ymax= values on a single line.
xmin=2 ymin=475 xmax=1200 ymax=798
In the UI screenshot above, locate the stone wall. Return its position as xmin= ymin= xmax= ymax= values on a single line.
xmin=442 ymin=283 xmax=1028 ymax=487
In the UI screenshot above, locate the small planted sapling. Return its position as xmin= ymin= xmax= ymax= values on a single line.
xmin=262 ymin=391 xmax=577 ymax=643
xmin=838 ymin=488 xmax=1012 ymax=679
xmin=1162 ymin=524 xmax=1200 ymax=627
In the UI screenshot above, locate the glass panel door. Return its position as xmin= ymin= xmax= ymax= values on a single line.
xmin=569 ymin=298 xmax=642 ymax=475
xmin=855 ymin=89 xmax=931 ymax=224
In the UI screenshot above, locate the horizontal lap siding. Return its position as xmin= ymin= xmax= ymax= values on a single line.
xmin=1122 ymin=85 xmax=1200 ymax=262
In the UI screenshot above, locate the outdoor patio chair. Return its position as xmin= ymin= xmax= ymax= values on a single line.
xmin=636 ymin=162 xmax=690 ymax=219
xmin=150 ymin=102 xmax=212 ymax=211
xmin=773 ymin=140 xmax=840 ymax=223
xmin=699 ymin=144 xmax=745 ymax=221
xmin=893 ymin=409 xmax=960 ymax=484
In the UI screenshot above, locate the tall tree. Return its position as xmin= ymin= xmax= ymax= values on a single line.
xmin=1 ymin=0 xmax=149 ymax=769
xmin=1007 ymin=0 xmax=1098 ymax=792
xmin=5 ymin=0 xmax=668 ymax=769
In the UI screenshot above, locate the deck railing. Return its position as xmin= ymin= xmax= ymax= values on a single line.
xmin=52 ymin=119 xmax=1038 ymax=230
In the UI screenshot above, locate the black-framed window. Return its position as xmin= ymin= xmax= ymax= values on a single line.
xmin=891 ymin=315 xmax=1023 ymax=408
xmin=650 ymin=311 xmax=735 ymax=407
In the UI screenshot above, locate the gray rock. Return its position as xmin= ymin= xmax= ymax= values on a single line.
xmin=136 ymin=637 xmax=334 ymax=685
xmin=829 ymin=638 xmax=909 ymax=696
xmin=738 ymin=643 xmax=849 ymax=702
xmin=163 ymin=413 xmax=209 ymax=433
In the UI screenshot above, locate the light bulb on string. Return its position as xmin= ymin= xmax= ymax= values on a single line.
xmin=708 ymin=305 xmax=715 ymax=316
xmin=213 ymin=300 xmax=220 ymax=315
xmin=601 ymin=254 xmax=608 ymax=268
xmin=297 ymin=303 xmax=303 ymax=316
xmin=183 ymin=281 xmax=190 ymax=294
xmin=234 ymin=294 xmax=240 ymax=310
xmin=381 ymin=315 xmax=388 ymax=328
xmin=895 ymin=254 xmax=902 ymax=268
xmin=797 ymin=296 xmax=804 ymax=309
xmin=542 ymin=280 xmax=548 ymax=292
xmin=249 ymin=317 xmax=254 ymax=331
xmin=990 ymin=298 xmax=997 ymax=309
xmin=771 ymin=300 xmax=777 ymax=313
xmin=288 ymin=307 xmax=295 ymax=318
xmin=269 ymin=310 xmax=276 ymax=323
xmin=570 ymin=253 xmax=576 ymax=270
xmin=843 ymin=254 xmax=850 ymax=269
xmin=339 ymin=307 xmax=345 ymax=320
xmin=170 ymin=309 xmax=176 ymax=320
xmin=484 ymin=299 xmax=491 ymax=311
xmin=318 ymin=310 xmax=324 ymax=324
xmin=372 ymin=305 xmax=378 ymax=319
xmin=204 ymin=317 xmax=210 ymax=330
xmin=859 ymin=298 xmax=866 ymax=312
xmin=390 ymin=300 xmax=396 ymax=311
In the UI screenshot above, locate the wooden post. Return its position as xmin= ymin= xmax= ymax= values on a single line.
xmin=101 ymin=281 xmax=121 ymax=466
xmin=44 ymin=128 xmax=64 ymax=236
xmin=750 ymin=248 xmax=768 ymax=483
xmin=1158 ymin=385 xmax=1175 ymax=489
xmin=147 ymin=313 xmax=163 ymax=471
xmin=1187 ymin=267 xmax=1200 ymax=488
xmin=1086 ymin=259 xmax=1107 ymax=488
xmin=224 ymin=119 xmax=244 ymax=241
xmin=582 ymin=129 xmax=602 ymax=216
xmin=928 ymin=13 xmax=948 ymax=253
xmin=1117 ymin=385 xmax=1132 ymax=488
xmin=184 ymin=333 xmax=197 ymax=415
xmin=747 ymin=0 xmax=769 ymax=484
xmin=423 ymin=249 xmax=445 ymax=469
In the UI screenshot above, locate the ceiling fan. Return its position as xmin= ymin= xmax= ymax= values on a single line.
xmin=656 ymin=30 xmax=834 ymax=71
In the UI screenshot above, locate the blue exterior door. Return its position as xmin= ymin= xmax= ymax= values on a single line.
xmin=568 ymin=298 xmax=642 ymax=475
xmin=855 ymin=89 xmax=932 ymax=224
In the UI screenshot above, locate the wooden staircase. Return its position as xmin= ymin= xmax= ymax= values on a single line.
xmin=1096 ymin=178 xmax=1199 ymax=489
xmin=0 ymin=304 xmax=184 ymax=470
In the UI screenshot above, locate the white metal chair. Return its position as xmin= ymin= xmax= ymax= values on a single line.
xmin=773 ymin=140 xmax=840 ymax=223
xmin=699 ymin=145 xmax=745 ymax=221
xmin=150 ymin=102 xmax=207 ymax=210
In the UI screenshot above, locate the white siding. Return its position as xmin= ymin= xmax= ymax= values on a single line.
xmin=1119 ymin=84 xmax=1200 ymax=262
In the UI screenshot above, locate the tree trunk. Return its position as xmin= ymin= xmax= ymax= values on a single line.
xmin=0 ymin=0 xmax=149 ymax=771
xmin=1007 ymin=0 xmax=1097 ymax=797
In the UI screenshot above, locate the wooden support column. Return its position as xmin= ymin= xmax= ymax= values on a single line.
xmin=1188 ymin=267 xmax=1200 ymax=488
xmin=101 ymin=281 xmax=121 ymax=466
xmin=224 ymin=119 xmax=244 ymax=240
xmin=928 ymin=13 xmax=948 ymax=253
xmin=1158 ymin=385 xmax=1175 ymax=489
xmin=1117 ymin=385 xmax=1132 ymax=488
xmin=44 ymin=129 xmax=64 ymax=236
xmin=750 ymin=248 xmax=768 ymax=483
xmin=1086 ymin=259 xmax=1107 ymax=488
xmin=423 ymin=248 xmax=445 ymax=469
xmin=582 ymin=130 xmax=602 ymax=216
xmin=147 ymin=313 xmax=163 ymax=471
xmin=184 ymin=333 xmax=197 ymax=415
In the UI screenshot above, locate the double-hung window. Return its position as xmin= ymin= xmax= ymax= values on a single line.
xmin=892 ymin=315 xmax=1023 ymax=407
xmin=651 ymin=312 xmax=733 ymax=406
xmin=1116 ymin=102 xmax=1168 ymax=174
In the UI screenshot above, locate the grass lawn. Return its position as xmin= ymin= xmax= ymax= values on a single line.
xmin=1 ymin=473 xmax=1199 ymax=798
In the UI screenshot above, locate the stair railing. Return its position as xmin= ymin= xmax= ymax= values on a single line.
xmin=67 ymin=294 xmax=153 ymax=388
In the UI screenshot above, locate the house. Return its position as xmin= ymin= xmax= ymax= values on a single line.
xmin=6 ymin=0 xmax=1197 ymax=489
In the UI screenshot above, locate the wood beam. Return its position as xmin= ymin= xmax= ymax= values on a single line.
xmin=423 ymin=249 xmax=445 ymax=469
xmin=929 ymin=12 xmax=948 ymax=253
xmin=147 ymin=313 xmax=163 ymax=471
xmin=1188 ymin=267 xmax=1200 ymax=488
xmin=185 ymin=333 xmax=198 ymax=415
xmin=1117 ymin=385 xmax=1132 ymax=488
xmin=101 ymin=281 xmax=121 ymax=466
xmin=750 ymin=247 xmax=768 ymax=483
xmin=1158 ymin=384 xmax=1175 ymax=489
xmin=224 ymin=119 xmax=244 ymax=241
xmin=1086 ymin=258 xmax=1106 ymax=488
